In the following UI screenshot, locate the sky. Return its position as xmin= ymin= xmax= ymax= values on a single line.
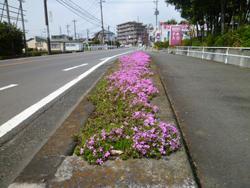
xmin=3 ymin=0 xmax=182 ymax=39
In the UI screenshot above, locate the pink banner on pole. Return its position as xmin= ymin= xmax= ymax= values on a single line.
xmin=170 ymin=26 xmax=182 ymax=46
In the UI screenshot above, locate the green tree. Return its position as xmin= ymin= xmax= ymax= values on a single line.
xmin=165 ymin=0 xmax=250 ymax=36
xmin=0 ymin=22 xmax=24 ymax=57
xmin=164 ymin=19 xmax=178 ymax=25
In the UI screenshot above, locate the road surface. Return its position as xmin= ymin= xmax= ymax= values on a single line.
xmin=151 ymin=52 xmax=250 ymax=188
xmin=0 ymin=48 xmax=134 ymax=187
xmin=0 ymin=49 xmax=133 ymax=126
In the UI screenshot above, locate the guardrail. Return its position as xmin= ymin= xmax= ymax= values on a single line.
xmin=168 ymin=46 xmax=250 ymax=68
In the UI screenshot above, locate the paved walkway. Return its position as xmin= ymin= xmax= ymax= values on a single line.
xmin=151 ymin=52 xmax=250 ymax=188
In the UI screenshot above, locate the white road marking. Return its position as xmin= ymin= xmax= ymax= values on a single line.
xmin=0 ymin=84 xmax=18 ymax=91
xmin=0 ymin=50 xmax=133 ymax=138
xmin=62 ymin=63 xmax=88 ymax=72
xmin=100 ymin=57 xmax=108 ymax=61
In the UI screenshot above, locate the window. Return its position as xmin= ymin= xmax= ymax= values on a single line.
xmin=51 ymin=43 xmax=60 ymax=49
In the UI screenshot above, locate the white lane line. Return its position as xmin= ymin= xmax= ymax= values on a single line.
xmin=0 ymin=50 xmax=133 ymax=138
xmin=0 ymin=84 xmax=18 ymax=91
xmin=62 ymin=63 xmax=88 ymax=72
xmin=100 ymin=57 xmax=108 ymax=61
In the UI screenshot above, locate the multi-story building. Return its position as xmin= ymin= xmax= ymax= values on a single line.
xmin=117 ymin=21 xmax=148 ymax=45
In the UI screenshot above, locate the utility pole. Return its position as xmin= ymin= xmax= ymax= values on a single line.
xmin=153 ymin=0 xmax=159 ymax=29
xmin=99 ymin=0 xmax=105 ymax=44
xmin=59 ymin=26 xmax=62 ymax=35
xmin=73 ymin=19 xmax=77 ymax=40
xmin=86 ymin=29 xmax=89 ymax=44
xmin=108 ymin=25 xmax=110 ymax=42
xmin=66 ymin=24 xmax=70 ymax=36
xmin=19 ymin=0 xmax=26 ymax=52
xmin=43 ymin=0 xmax=51 ymax=55
xmin=5 ymin=0 xmax=10 ymax=24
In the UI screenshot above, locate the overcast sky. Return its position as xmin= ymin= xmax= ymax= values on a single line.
xmin=4 ymin=0 xmax=182 ymax=38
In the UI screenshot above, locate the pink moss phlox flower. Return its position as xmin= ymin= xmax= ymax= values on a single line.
xmin=96 ymin=158 xmax=104 ymax=165
xmin=80 ymin=148 xmax=84 ymax=155
xmin=104 ymin=151 xmax=111 ymax=158
xmin=82 ymin=52 xmax=181 ymax=165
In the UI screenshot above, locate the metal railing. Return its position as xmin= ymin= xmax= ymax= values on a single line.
xmin=168 ymin=46 xmax=250 ymax=68
xmin=84 ymin=45 xmax=117 ymax=51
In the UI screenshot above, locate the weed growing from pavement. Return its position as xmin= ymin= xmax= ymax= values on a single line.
xmin=75 ymin=52 xmax=180 ymax=165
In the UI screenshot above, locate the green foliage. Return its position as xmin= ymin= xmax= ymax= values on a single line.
xmin=0 ymin=22 xmax=24 ymax=57
xmin=164 ymin=19 xmax=177 ymax=25
xmin=77 ymin=79 xmax=136 ymax=161
xmin=154 ymin=41 xmax=169 ymax=49
xmin=237 ymin=25 xmax=250 ymax=47
xmin=165 ymin=0 xmax=250 ymax=35
xmin=26 ymin=48 xmax=48 ymax=57
xmin=182 ymin=38 xmax=202 ymax=46
xmin=213 ymin=26 xmax=250 ymax=47
xmin=182 ymin=26 xmax=250 ymax=47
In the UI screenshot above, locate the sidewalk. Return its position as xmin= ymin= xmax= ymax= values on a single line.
xmin=150 ymin=51 xmax=250 ymax=188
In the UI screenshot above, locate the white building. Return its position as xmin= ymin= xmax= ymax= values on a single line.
xmin=26 ymin=36 xmax=47 ymax=51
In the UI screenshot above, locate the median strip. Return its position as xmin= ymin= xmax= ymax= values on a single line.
xmin=75 ymin=52 xmax=180 ymax=165
xmin=10 ymin=51 xmax=196 ymax=187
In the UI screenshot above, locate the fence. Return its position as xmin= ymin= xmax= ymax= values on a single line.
xmin=168 ymin=46 xmax=250 ymax=68
xmin=84 ymin=45 xmax=117 ymax=51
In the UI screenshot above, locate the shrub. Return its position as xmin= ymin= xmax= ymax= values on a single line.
xmin=0 ymin=22 xmax=24 ymax=57
xmin=182 ymin=25 xmax=250 ymax=47
xmin=154 ymin=41 xmax=169 ymax=49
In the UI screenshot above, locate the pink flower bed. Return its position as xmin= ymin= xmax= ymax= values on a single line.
xmin=78 ymin=51 xmax=180 ymax=165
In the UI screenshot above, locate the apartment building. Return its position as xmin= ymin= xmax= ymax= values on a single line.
xmin=117 ymin=21 xmax=148 ymax=45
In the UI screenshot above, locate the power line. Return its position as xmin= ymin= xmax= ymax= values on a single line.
xmin=67 ymin=0 xmax=101 ymax=23
xmin=55 ymin=0 xmax=101 ymax=27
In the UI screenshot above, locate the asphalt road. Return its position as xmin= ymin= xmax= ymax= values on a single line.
xmin=151 ymin=52 xmax=250 ymax=188
xmin=0 ymin=48 xmax=132 ymax=126
xmin=0 ymin=48 xmax=134 ymax=187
